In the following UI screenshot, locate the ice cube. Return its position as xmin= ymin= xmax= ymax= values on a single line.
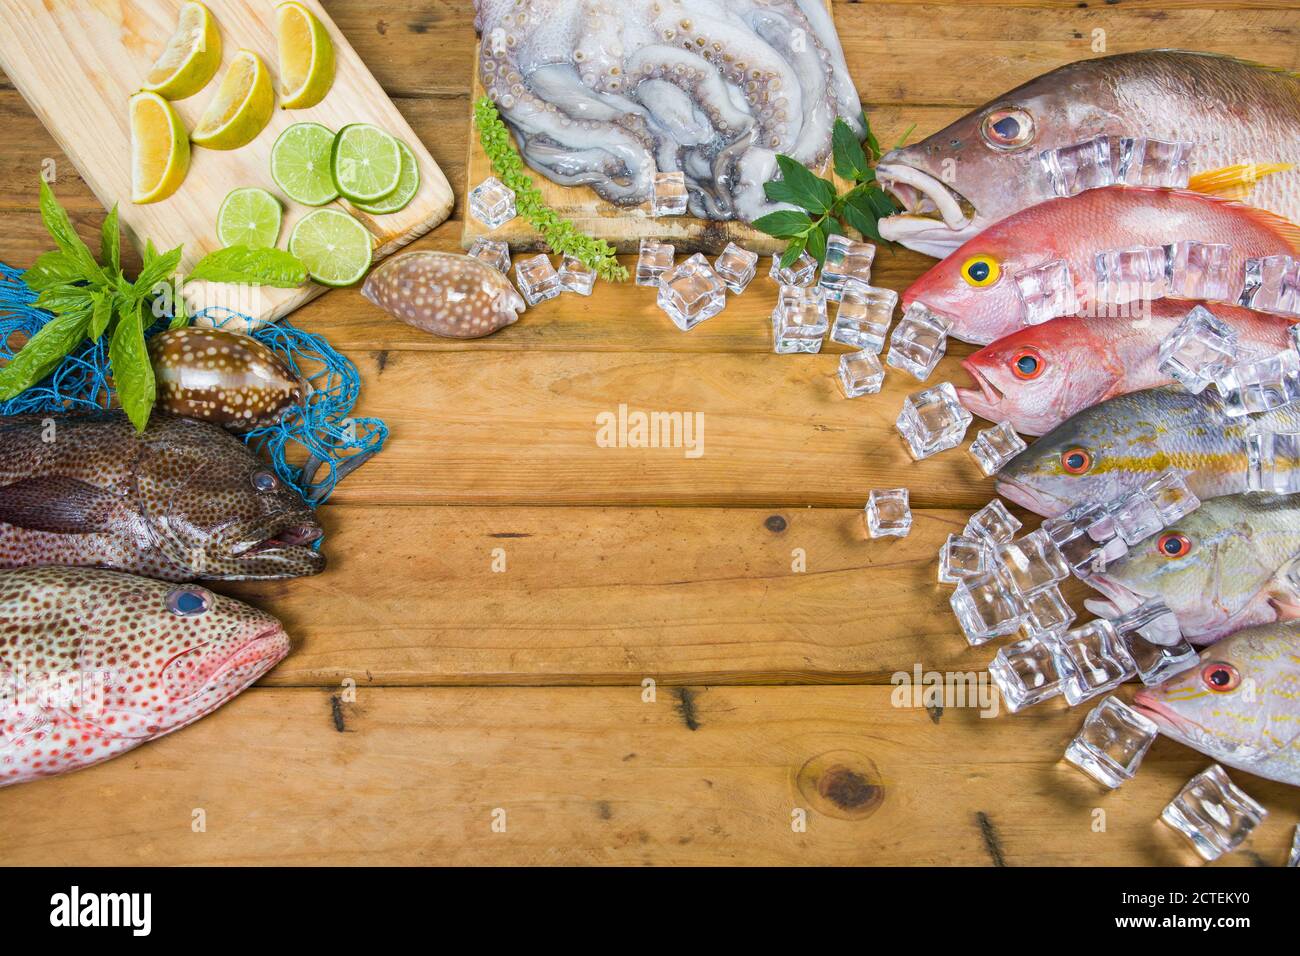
xmin=838 ymin=350 xmax=885 ymax=398
xmin=1019 ymin=584 xmax=1075 ymax=637
xmin=657 ymin=253 xmax=725 ymax=331
xmin=1064 ymin=696 xmax=1158 ymax=789
xmin=1037 ymin=136 xmax=1116 ymax=198
xmin=1239 ymin=254 xmax=1300 ymax=317
xmin=951 ymin=569 xmax=1024 ymax=645
xmin=1289 ymin=825 xmax=1300 ymax=868
xmin=467 ymin=237 xmax=511 ymax=274
xmin=1094 ymin=245 xmax=1168 ymax=304
xmin=1117 ymin=138 xmax=1194 ymax=189
xmin=938 ymin=534 xmax=988 ymax=584
xmin=1244 ymin=430 xmax=1300 ymax=494
xmin=1110 ymin=492 xmax=1164 ymax=547
xmin=886 ymin=303 xmax=951 ymax=381
xmin=636 ymin=239 xmax=674 ymax=287
xmin=513 ymin=253 xmax=560 ymax=306
xmin=1161 ymin=765 xmax=1267 ymax=861
xmin=1052 ymin=619 xmax=1136 ymax=706
xmin=896 ymin=382 xmax=972 ymax=459
xmin=965 ymin=499 xmax=1022 ymax=546
xmin=651 ymin=171 xmax=688 ymax=217
xmin=967 ymin=420 xmax=1027 ymax=476
xmin=558 ymin=255 xmax=596 ymax=296
xmin=994 ymin=529 xmax=1070 ymax=596
xmin=1215 ymin=347 xmax=1300 ymax=417
xmin=771 ymin=285 xmax=829 ymax=353
xmin=1042 ymin=502 xmax=1118 ymax=577
xmin=1123 ymin=629 xmax=1199 ymax=685
xmin=818 ymin=235 xmax=876 ymax=302
xmin=469 ymin=176 xmax=517 ymax=229
xmin=831 ymin=284 xmax=896 ymax=352
xmin=1158 ymin=306 xmax=1239 ymax=394
xmin=989 ymin=636 xmax=1062 ymax=712
xmin=712 ymin=242 xmax=758 ymax=294
xmin=865 ymin=488 xmax=911 ymax=539
xmin=1165 ymin=241 xmax=1233 ymax=302
xmin=769 ymin=250 xmax=817 ymax=287
xmin=1013 ymin=259 xmax=1078 ymax=326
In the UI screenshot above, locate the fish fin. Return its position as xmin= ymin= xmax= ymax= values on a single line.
xmin=1187 ymin=163 xmax=1295 ymax=202
xmin=0 ymin=477 xmax=122 ymax=535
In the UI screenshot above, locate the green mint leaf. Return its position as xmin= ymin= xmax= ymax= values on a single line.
xmin=130 ymin=244 xmax=184 ymax=309
xmin=24 ymin=250 xmax=86 ymax=292
xmin=100 ymin=204 xmax=121 ymax=275
xmin=779 ymin=236 xmax=808 ymax=270
xmin=774 ymin=155 xmax=836 ymax=215
xmin=892 ymin=123 xmax=916 ymax=150
xmin=89 ymin=290 xmax=114 ymax=341
xmin=752 ymin=209 xmax=813 ymax=240
xmin=832 ymin=118 xmax=869 ymax=182
xmin=862 ymin=111 xmax=881 ymax=162
xmin=0 ymin=307 xmax=92 ymax=400
xmin=39 ymin=179 xmax=103 ymax=283
xmin=109 ymin=297 xmax=155 ymax=433
xmin=763 ymin=178 xmax=805 ymax=207
xmin=805 ymin=219 xmax=829 ymax=264
xmin=189 ymin=245 xmax=308 ymax=288
xmin=35 ymin=284 xmax=94 ymax=314
xmin=843 ymin=190 xmax=884 ymax=243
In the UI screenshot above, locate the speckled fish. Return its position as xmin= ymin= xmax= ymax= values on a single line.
xmin=1133 ymin=620 xmax=1300 ymax=787
xmin=150 ymin=328 xmax=305 ymax=432
xmin=0 ymin=566 xmax=289 ymax=787
xmin=994 ymin=386 xmax=1300 ymax=517
xmin=877 ymin=50 xmax=1300 ymax=257
xmin=958 ymin=301 xmax=1294 ymax=435
xmin=361 ymin=250 xmax=526 ymax=338
xmin=1083 ymin=495 xmax=1300 ymax=644
xmin=902 ymin=186 xmax=1300 ymax=345
xmin=0 ymin=410 xmax=324 ymax=581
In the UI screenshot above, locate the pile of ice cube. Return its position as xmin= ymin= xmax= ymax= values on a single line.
xmin=1036 ymin=135 xmax=1194 ymax=198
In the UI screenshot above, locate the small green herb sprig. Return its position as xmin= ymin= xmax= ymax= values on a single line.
xmin=474 ymin=96 xmax=628 ymax=282
xmin=753 ymin=115 xmax=912 ymax=269
xmin=1 ymin=180 xmax=307 ymax=431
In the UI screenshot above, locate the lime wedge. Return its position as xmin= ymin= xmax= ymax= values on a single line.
xmin=143 ymin=1 xmax=222 ymax=100
xmin=276 ymin=1 xmax=335 ymax=109
xmin=192 ymin=49 xmax=275 ymax=150
xmin=330 ymin=123 xmax=401 ymax=203
xmin=130 ymin=91 xmax=191 ymax=204
xmin=353 ymin=140 xmax=420 ymax=215
xmin=289 ymin=209 xmax=373 ymax=287
xmin=217 ymin=187 xmax=282 ymax=248
xmin=271 ymin=122 xmax=338 ymax=206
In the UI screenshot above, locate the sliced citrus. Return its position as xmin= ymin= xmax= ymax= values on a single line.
xmin=330 ymin=123 xmax=401 ymax=203
xmin=289 ymin=209 xmax=373 ymax=287
xmin=276 ymin=1 xmax=335 ymax=109
xmin=143 ymin=1 xmax=222 ymax=100
xmin=217 ymin=187 xmax=282 ymax=248
xmin=353 ymin=140 xmax=420 ymax=214
xmin=130 ymin=91 xmax=191 ymax=204
xmin=191 ymin=49 xmax=275 ymax=150
xmin=270 ymin=122 xmax=339 ymax=206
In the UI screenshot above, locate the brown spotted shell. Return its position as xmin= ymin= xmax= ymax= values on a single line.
xmin=360 ymin=250 xmax=526 ymax=339
xmin=149 ymin=328 xmax=304 ymax=433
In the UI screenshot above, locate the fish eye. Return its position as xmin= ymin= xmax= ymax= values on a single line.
xmin=166 ymin=587 xmax=214 ymax=617
xmin=1157 ymin=532 xmax=1192 ymax=559
xmin=251 ymin=468 xmax=280 ymax=493
xmin=961 ymin=255 xmax=1001 ymax=288
xmin=1061 ymin=447 xmax=1092 ymax=475
xmin=980 ymin=107 xmax=1035 ymax=151
xmin=1201 ymin=661 xmax=1241 ymax=693
xmin=1011 ymin=347 xmax=1043 ymax=380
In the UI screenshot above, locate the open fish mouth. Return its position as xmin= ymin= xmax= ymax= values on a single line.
xmin=1082 ymin=573 xmax=1147 ymax=620
xmin=992 ymin=474 xmax=1069 ymax=517
xmin=876 ymin=163 xmax=981 ymax=255
xmin=956 ymin=359 xmax=1005 ymax=419
xmin=222 ymin=514 xmax=327 ymax=577
xmin=1131 ymin=690 xmax=1194 ymax=738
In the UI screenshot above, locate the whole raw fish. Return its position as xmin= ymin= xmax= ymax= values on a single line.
xmin=876 ymin=50 xmax=1300 ymax=257
xmin=903 ymin=186 xmax=1300 ymax=344
xmin=0 ymin=566 xmax=289 ymax=787
xmin=958 ymin=301 xmax=1294 ymax=435
xmin=0 ymin=411 xmax=325 ymax=581
xmin=1133 ymin=620 xmax=1300 ymax=787
xmin=1084 ymin=495 xmax=1300 ymax=644
xmin=994 ymin=386 xmax=1300 ymax=517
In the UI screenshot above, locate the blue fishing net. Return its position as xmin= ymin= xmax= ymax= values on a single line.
xmin=0 ymin=263 xmax=386 ymax=503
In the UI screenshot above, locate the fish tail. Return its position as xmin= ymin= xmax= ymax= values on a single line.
xmin=1188 ymin=162 xmax=1295 ymax=202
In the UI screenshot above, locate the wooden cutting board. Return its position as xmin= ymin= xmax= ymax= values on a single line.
xmin=0 ymin=0 xmax=454 ymax=329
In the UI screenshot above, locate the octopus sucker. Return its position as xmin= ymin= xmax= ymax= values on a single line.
xmin=475 ymin=0 xmax=864 ymax=222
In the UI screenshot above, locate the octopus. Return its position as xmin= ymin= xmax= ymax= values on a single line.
xmin=361 ymin=251 xmax=527 ymax=339
xmin=475 ymin=0 xmax=865 ymax=222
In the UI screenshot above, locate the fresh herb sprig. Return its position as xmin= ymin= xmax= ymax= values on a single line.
xmin=474 ymin=96 xmax=628 ymax=282
xmin=1 ymin=180 xmax=307 ymax=431
xmin=753 ymin=114 xmax=913 ymax=269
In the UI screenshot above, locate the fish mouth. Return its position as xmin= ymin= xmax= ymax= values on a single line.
xmin=1083 ymin=573 xmax=1146 ymax=619
xmin=876 ymin=163 xmax=980 ymax=256
xmin=956 ymin=359 xmax=1005 ymax=421
xmin=224 ymin=514 xmax=327 ymax=579
xmin=992 ymin=475 xmax=1068 ymax=517
xmin=1131 ymin=690 xmax=1193 ymax=739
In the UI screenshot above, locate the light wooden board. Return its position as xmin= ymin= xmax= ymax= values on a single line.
xmin=0 ymin=0 xmax=453 ymax=328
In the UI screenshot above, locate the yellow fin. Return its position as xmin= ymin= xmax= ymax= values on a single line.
xmin=1188 ymin=162 xmax=1295 ymax=201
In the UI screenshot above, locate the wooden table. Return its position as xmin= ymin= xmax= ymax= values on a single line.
xmin=1 ymin=0 xmax=1298 ymax=866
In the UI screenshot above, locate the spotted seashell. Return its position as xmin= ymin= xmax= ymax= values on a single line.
xmin=360 ymin=250 xmax=526 ymax=339
xmin=149 ymin=328 xmax=304 ymax=433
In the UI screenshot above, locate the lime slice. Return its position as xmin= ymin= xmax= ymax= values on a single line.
xmin=192 ymin=49 xmax=275 ymax=150
xmin=353 ymin=140 xmax=420 ymax=214
xmin=271 ymin=122 xmax=338 ymax=206
xmin=217 ymin=187 xmax=282 ymax=248
xmin=143 ymin=1 xmax=222 ymax=100
xmin=130 ymin=91 xmax=191 ymax=204
xmin=330 ymin=123 xmax=401 ymax=203
xmin=289 ymin=209 xmax=373 ymax=287
xmin=276 ymin=1 xmax=335 ymax=109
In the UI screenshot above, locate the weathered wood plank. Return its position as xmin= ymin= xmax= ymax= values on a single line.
xmin=1 ymin=685 xmax=1296 ymax=866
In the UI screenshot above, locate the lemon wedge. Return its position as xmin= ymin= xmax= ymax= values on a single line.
xmin=142 ymin=1 xmax=222 ymax=100
xmin=276 ymin=1 xmax=336 ymax=109
xmin=191 ymin=49 xmax=275 ymax=150
xmin=130 ymin=91 xmax=191 ymax=204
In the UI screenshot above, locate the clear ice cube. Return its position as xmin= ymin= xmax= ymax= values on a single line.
xmin=951 ymin=569 xmax=1023 ymax=645
xmin=558 ymin=255 xmax=596 ymax=296
xmin=965 ymin=499 xmax=1022 ymax=546
xmin=513 ymin=253 xmax=560 ymax=306
xmin=886 ymin=303 xmax=951 ymax=381
xmin=1094 ymin=245 xmax=1168 ymax=304
xmin=831 ymin=284 xmax=896 ymax=352
xmin=838 ymin=350 xmax=885 ymax=398
xmin=1019 ymin=584 xmax=1075 ymax=637
xmin=771 ymin=284 xmax=828 ymax=353
xmin=1123 ymin=628 xmax=1199 ymax=685
xmin=1158 ymin=305 xmax=1239 ymax=394
xmin=1165 ymin=241 xmax=1233 ymax=302
xmin=657 ymin=253 xmax=726 ymax=331
xmin=469 ymin=176 xmax=517 ymax=230
xmin=968 ymin=420 xmax=1027 ymax=476
xmin=769 ymin=250 xmax=817 ymax=287
xmin=1117 ymin=138 xmax=1194 ymax=189
xmin=938 ymin=534 xmax=988 ymax=584
xmin=651 ymin=171 xmax=688 ymax=217
xmin=1239 ymin=254 xmax=1300 ymax=317
xmin=636 ymin=239 xmax=674 ymax=287
xmin=1053 ymin=619 xmax=1136 ymax=706
xmin=1244 ymin=430 xmax=1300 ymax=494
xmin=1013 ymin=259 xmax=1078 ymax=326
xmin=995 ymin=529 xmax=1070 ymax=596
xmin=865 ymin=488 xmax=911 ymax=538
xmin=896 ymin=382 xmax=972 ymax=459
xmin=818 ymin=235 xmax=876 ymax=302
xmin=1037 ymin=136 xmax=1116 ymax=198
xmin=712 ymin=242 xmax=758 ymax=294
xmin=1064 ymin=696 xmax=1158 ymax=789
xmin=989 ymin=636 xmax=1062 ymax=712
xmin=1215 ymin=347 xmax=1300 ymax=417
xmin=1161 ymin=764 xmax=1267 ymax=861
xmin=467 ymin=237 xmax=511 ymax=274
